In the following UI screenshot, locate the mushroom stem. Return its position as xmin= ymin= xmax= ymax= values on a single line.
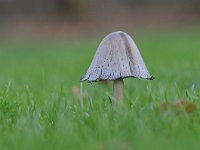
xmin=113 ymin=78 xmax=124 ymax=105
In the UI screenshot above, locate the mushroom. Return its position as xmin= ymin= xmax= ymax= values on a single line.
xmin=81 ymin=31 xmax=153 ymax=105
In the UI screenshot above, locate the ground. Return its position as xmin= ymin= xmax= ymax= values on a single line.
xmin=0 ymin=28 xmax=200 ymax=150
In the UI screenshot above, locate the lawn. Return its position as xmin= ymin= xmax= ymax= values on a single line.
xmin=0 ymin=28 xmax=200 ymax=150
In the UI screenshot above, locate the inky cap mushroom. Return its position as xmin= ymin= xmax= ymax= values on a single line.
xmin=81 ymin=31 xmax=153 ymax=104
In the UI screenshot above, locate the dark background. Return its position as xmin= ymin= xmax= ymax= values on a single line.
xmin=0 ymin=0 xmax=199 ymax=40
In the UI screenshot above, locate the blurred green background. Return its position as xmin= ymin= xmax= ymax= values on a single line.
xmin=0 ymin=1 xmax=200 ymax=150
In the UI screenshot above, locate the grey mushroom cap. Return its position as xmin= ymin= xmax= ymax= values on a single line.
xmin=81 ymin=31 xmax=153 ymax=82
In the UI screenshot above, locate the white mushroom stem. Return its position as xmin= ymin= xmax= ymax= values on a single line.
xmin=113 ymin=78 xmax=124 ymax=104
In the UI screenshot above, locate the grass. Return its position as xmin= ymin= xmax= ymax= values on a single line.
xmin=0 ymin=28 xmax=200 ymax=150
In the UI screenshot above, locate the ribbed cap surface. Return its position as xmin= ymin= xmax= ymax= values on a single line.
xmin=81 ymin=31 xmax=153 ymax=82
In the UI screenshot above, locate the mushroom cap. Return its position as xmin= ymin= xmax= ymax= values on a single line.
xmin=81 ymin=31 xmax=153 ymax=82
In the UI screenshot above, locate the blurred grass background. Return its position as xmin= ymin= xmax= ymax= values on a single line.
xmin=0 ymin=29 xmax=200 ymax=150
xmin=0 ymin=0 xmax=200 ymax=150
